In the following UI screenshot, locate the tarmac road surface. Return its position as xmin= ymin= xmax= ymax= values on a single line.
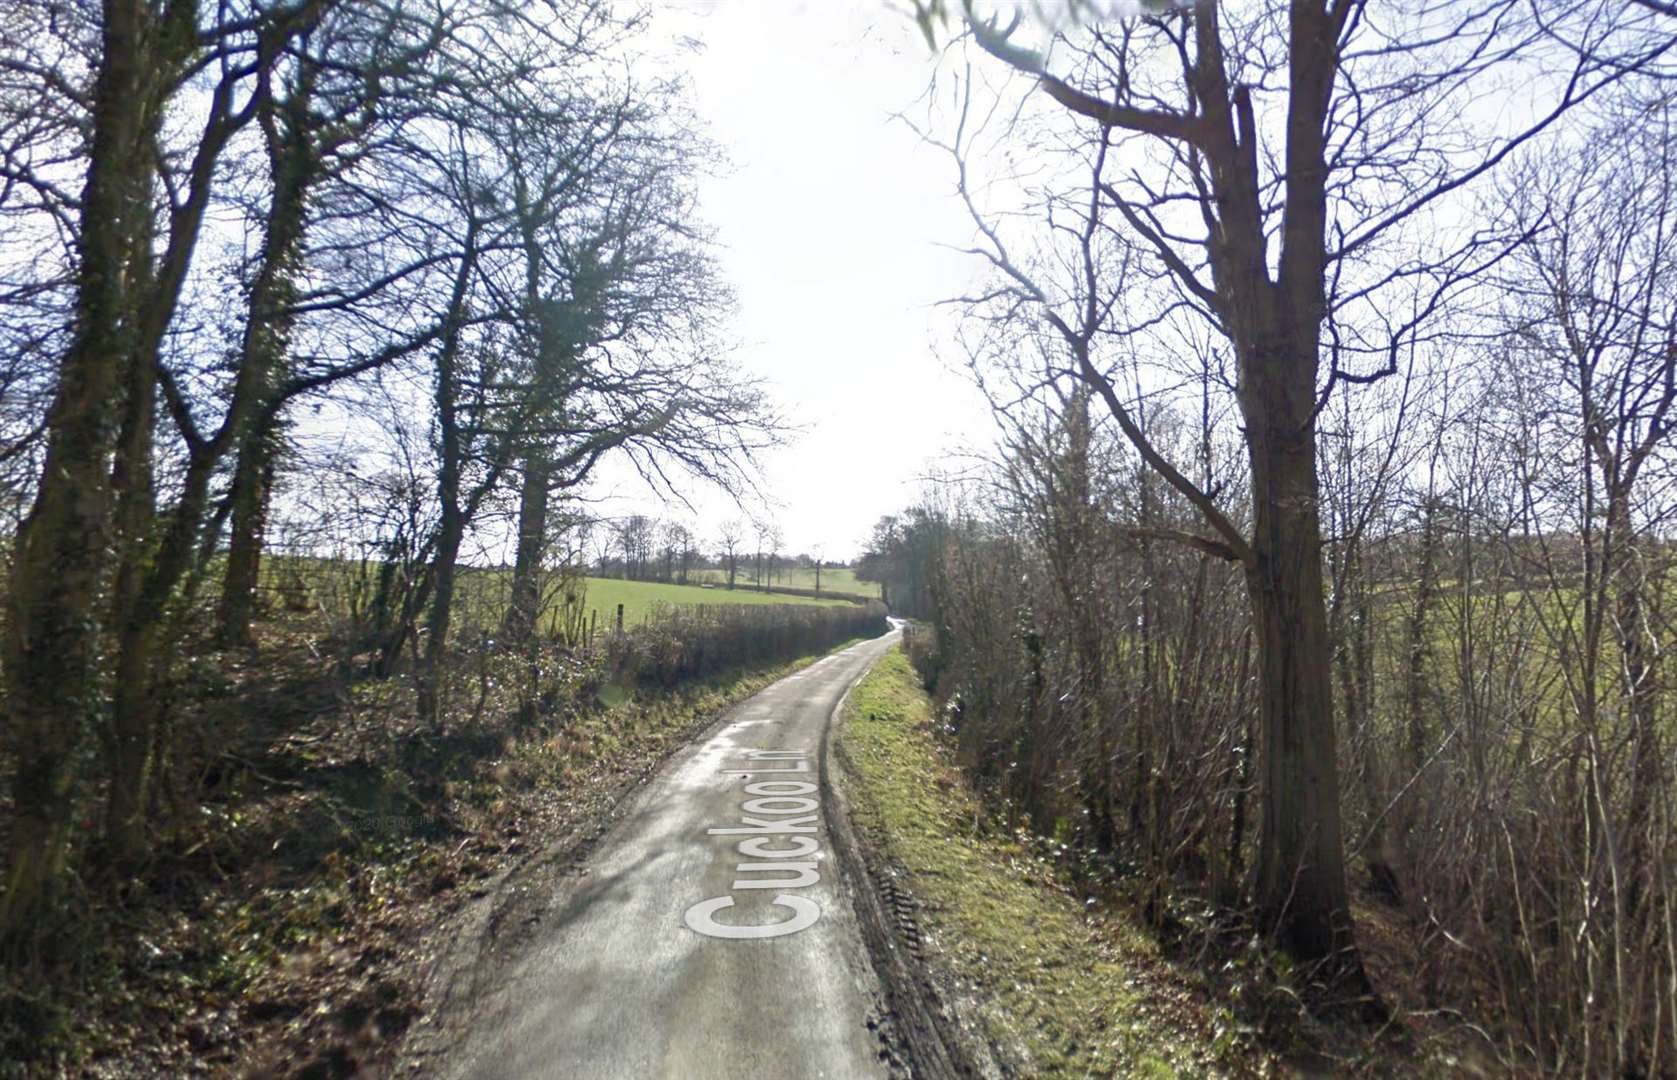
xmin=434 ymin=628 xmax=902 ymax=1079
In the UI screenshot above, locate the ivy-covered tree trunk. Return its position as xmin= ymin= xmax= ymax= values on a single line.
xmin=104 ymin=274 xmax=160 ymax=864
xmin=219 ymin=429 xmax=280 ymax=646
xmin=219 ymin=74 xmax=318 ymax=647
xmin=415 ymin=217 xmax=479 ymax=729
xmin=102 ymin=37 xmax=318 ymax=862
xmin=0 ymin=0 xmax=158 ymax=936
xmin=504 ymin=454 xmax=552 ymax=643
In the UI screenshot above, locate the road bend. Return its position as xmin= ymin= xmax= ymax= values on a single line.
xmin=435 ymin=628 xmax=902 ymax=1080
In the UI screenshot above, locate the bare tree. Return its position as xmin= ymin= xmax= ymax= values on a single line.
xmin=216 ymin=0 xmax=447 ymax=646
xmin=496 ymin=72 xmax=778 ymax=641
xmin=718 ymin=518 xmax=745 ymax=589
xmin=664 ymin=521 xmax=696 ymax=585
xmin=1487 ymin=102 xmax=1677 ymax=1070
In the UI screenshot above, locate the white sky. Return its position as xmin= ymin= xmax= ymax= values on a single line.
xmin=587 ymin=0 xmax=992 ymax=561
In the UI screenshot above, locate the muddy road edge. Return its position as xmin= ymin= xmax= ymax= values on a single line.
xmin=821 ymin=645 xmax=1008 ymax=1080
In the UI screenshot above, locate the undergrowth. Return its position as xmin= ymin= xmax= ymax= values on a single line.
xmin=0 ymin=618 xmax=859 ymax=1077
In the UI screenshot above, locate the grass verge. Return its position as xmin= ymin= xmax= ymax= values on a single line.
xmin=838 ymin=646 xmax=1266 ymax=1078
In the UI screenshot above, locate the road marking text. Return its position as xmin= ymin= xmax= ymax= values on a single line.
xmin=684 ymin=750 xmax=825 ymax=939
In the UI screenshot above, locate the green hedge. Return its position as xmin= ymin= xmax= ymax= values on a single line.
xmin=610 ymin=600 xmax=888 ymax=687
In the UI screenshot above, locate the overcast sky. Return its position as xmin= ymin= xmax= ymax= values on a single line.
xmin=585 ymin=0 xmax=992 ymax=560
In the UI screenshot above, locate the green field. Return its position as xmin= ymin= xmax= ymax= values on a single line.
xmin=687 ymin=566 xmax=882 ymax=598
xmin=445 ymin=572 xmax=857 ymax=637
xmin=260 ymin=556 xmax=862 ymax=635
xmin=574 ymin=576 xmax=854 ymax=627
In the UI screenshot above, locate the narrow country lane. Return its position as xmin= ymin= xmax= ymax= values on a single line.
xmin=432 ymin=629 xmax=904 ymax=1079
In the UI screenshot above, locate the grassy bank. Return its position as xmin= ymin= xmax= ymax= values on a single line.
xmin=838 ymin=647 xmax=1262 ymax=1078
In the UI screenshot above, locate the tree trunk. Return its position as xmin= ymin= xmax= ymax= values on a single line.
xmin=415 ymin=218 xmax=477 ymax=729
xmin=1241 ymin=342 xmax=1364 ymax=990
xmin=1329 ymin=530 xmax=1391 ymax=901
xmin=219 ymin=430 xmax=278 ymax=645
xmin=504 ymin=453 xmax=551 ymax=643
xmin=1381 ymin=490 xmax=1442 ymax=900
xmin=0 ymin=0 xmax=154 ymax=936
xmin=105 ymin=291 xmax=159 ymax=863
xmin=106 ymin=467 xmax=224 ymax=862
xmin=104 ymin=72 xmax=317 ymax=854
xmin=1226 ymin=627 xmax=1255 ymax=899
xmin=1609 ymin=491 xmax=1661 ymax=915
xmin=1404 ymin=497 xmax=1440 ymax=780
xmin=418 ymin=500 xmax=463 ymax=729
xmin=218 ymin=82 xmax=315 ymax=646
xmin=416 ymin=388 xmax=465 ymax=727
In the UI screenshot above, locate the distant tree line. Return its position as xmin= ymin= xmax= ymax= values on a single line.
xmin=853 ymin=510 xmax=942 ymax=617
xmin=583 ymin=512 xmax=847 ymax=593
